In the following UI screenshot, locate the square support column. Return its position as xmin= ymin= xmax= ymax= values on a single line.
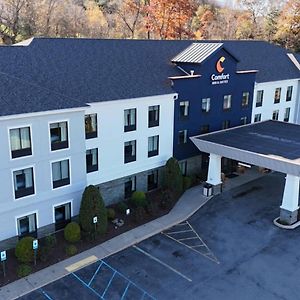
xmin=280 ymin=174 xmax=300 ymax=225
xmin=206 ymin=153 xmax=222 ymax=195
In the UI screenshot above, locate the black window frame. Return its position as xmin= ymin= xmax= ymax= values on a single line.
xmin=179 ymin=101 xmax=189 ymax=119
xmin=286 ymin=86 xmax=293 ymax=102
xmin=17 ymin=213 xmax=37 ymax=238
xmin=13 ymin=167 xmax=35 ymax=199
xmin=223 ymin=95 xmax=232 ymax=111
xmin=54 ymin=202 xmax=71 ymax=231
xmin=178 ymin=130 xmax=188 ymax=144
xmin=124 ymin=108 xmax=136 ymax=132
xmin=201 ymin=98 xmax=211 ymax=113
xmin=274 ymin=88 xmax=281 ymax=104
xmin=147 ymin=170 xmax=158 ymax=191
xmin=254 ymin=114 xmax=261 ymax=123
xmin=124 ymin=140 xmax=136 ymax=163
xmin=284 ymin=107 xmax=291 ymax=122
xmin=272 ymin=110 xmax=279 ymax=121
xmin=124 ymin=176 xmax=136 ymax=199
xmin=50 ymin=122 xmax=69 ymax=151
xmin=148 ymin=105 xmax=160 ymax=128
xmin=10 ymin=127 xmax=32 ymax=159
xmin=242 ymin=92 xmax=250 ymax=107
xmin=85 ymin=114 xmax=98 ymax=139
xmin=240 ymin=116 xmax=248 ymax=125
xmin=148 ymin=135 xmax=159 ymax=158
xmin=52 ymin=160 xmax=70 ymax=189
xmin=256 ymin=90 xmax=264 ymax=107
xmin=222 ymin=120 xmax=231 ymax=129
xmin=86 ymin=148 xmax=99 ymax=173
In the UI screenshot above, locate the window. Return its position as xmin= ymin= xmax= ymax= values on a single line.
xmin=13 ymin=167 xmax=34 ymax=199
xmin=200 ymin=124 xmax=210 ymax=134
xmin=240 ymin=117 xmax=247 ymax=125
xmin=201 ymin=98 xmax=211 ymax=113
xmin=124 ymin=109 xmax=136 ymax=132
xmin=17 ymin=213 xmax=37 ymax=237
xmin=284 ymin=107 xmax=291 ymax=122
xmin=148 ymin=135 xmax=159 ymax=157
xmin=179 ymin=101 xmax=189 ymax=118
xmin=254 ymin=114 xmax=261 ymax=123
xmin=52 ymin=160 xmax=70 ymax=189
xmin=223 ymin=95 xmax=232 ymax=110
xmin=178 ymin=130 xmax=188 ymax=144
xmin=148 ymin=105 xmax=160 ymax=127
xmin=50 ymin=122 xmax=68 ymax=151
xmin=85 ymin=114 xmax=97 ymax=139
xmin=222 ymin=120 xmax=230 ymax=129
xmin=286 ymin=86 xmax=293 ymax=102
xmin=10 ymin=127 xmax=32 ymax=159
xmin=256 ymin=90 xmax=264 ymax=107
xmin=272 ymin=110 xmax=279 ymax=121
xmin=86 ymin=149 xmax=98 ymax=173
xmin=124 ymin=140 xmax=136 ymax=163
xmin=274 ymin=88 xmax=281 ymax=104
xmin=54 ymin=203 xmax=71 ymax=230
xmin=147 ymin=170 xmax=158 ymax=191
xmin=124 ymin=176 xmax=136 ymax=199
xmin=242 ymin=92 xmax=250 ymax=107
xmin=179 ymin=161 xmax=187 ymax=176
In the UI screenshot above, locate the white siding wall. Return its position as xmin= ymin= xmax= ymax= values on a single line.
xmin=251 ymin=79 xmax=300 ymax=124
xmin=85 ymin=94 xmax=175 ymax=186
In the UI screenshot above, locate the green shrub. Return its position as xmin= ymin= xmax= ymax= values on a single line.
xmin=65 ymin=244 xmax=78 ymax=256
xmin=183 ymin=176 xmax=192 ymax=190
xmin=146 ymin=201 xmax=157 ymax=216
xmin=117 ymin=201 xmax=128 ymax=214
xmin=79 ymin=185 xmax=108 ymax=236
xmin=130 ymin=191 xmax=147 ymax=208
xmin=107 ymin=208 xmax=116 ymax=220
xmin=160 ymin=190 xmax=172 ymax=209
xmin=17 ymin=264 xmax=32 ymax=278
xmin=15 ymin=237 xmax=34 ymax=263
xmin=39 ymin=246 xmax=50 ymax=263
xmin=64 ymin=222 xmax=81 ymax=243
xmin=133 ymin=206 xmax=146 ymax=223
xmin=162 ymin=157 xmax=183 ymax=195
xmin=45 ymin=235 xmax=57 ymax=249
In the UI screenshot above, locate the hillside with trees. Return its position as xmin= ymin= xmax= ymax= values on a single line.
xmin=0 ymin=0 xmax=298 ymax=52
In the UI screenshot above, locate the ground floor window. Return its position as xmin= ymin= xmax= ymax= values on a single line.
xmin=254 ymin=114 xmax=261 ymax=123
xmin=124 ymin=176 xmax=136 ymax=199
xmin=17 ymin=213 xmax=37 ymax=237
xmin=147 ymin=170 xmax=158 ymax=191
xmin=54 ymin=202 xmax=71 ymax=230
xmin=272 ymin=110 xmax=279 ymax=121
xmin=284 ymin=107 xmax=290 ymax=122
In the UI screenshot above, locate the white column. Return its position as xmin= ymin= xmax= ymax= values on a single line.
xmin=206 ymin=154 xmax=222 ymax=186
xmin=280 ymin=174 xmax=300 ymax=224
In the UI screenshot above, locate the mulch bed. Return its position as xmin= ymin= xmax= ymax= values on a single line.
xmin=0 ymin=188 xmax=177 ymax=288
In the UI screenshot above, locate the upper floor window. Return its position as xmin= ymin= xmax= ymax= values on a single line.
xmin=50 ymin=122 xmax=68 ymax=151
xmin=148 ymin=135 xmax=159 ymax=157
xmin=284 ymin=107 xmax=291 ymax=122
xmin=13 ymin=167 xmax=34 ymax=199
xmin=274 ymin=88 xmax=281 ymax=104
xmin=124 ymin=140 xmax=136 ymax=163
xmin=286 ymin=86 xmax=293 ymax=102
xmin=124 ymin=109 xmax=136 ymax=132
xmin=223 ymin=95 xmax=232 ymax=110
xmin=86 ymin=148 xmax=98 ymax=173
xmin=240 ymin=116 xmax=247 ymax=125
xmin=272 ymin=110 xmax=279 ymax=121
xmin=10 ymin=127 xmax=32 ymax=159
xmin=200 ymin=124 xmax=210 ymax=134
xmin=222 ymin=120 xmax=230 ymax=129
xmin=254 ymin=114 xmax=261 ymax=123
xmin=201 ymin=98 xmax=211 ymax=113
xmin=148 ymin=105 xmax=160 ymax=128
xmin=178 ymin=130 xmax=188 ymax=144
xmin=256 ymin=90 xmax=264 ymax=107
xmin=179 ymin=101 xmax=189 ymax=119
xmin=52 ymin=159 xmax=70 ymax=189
xmin=85 ymin=114 xmax=97 ymax=139
xmin=242 ymin=92 xmax=250 ymax=107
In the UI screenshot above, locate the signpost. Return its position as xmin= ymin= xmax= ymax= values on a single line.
xmin=1 ymin=251 xmax=6 ymax=277
xmin=33 ymin=239 xmax=38 ymax=266
xmin=126 ymin=209 xmax=130 ymax=216
xmin=93 ymin=216 xmax=98 ymax=240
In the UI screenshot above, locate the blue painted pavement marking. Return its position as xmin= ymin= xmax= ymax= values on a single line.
xmin=41 ymin=289 xmax=54 ymax=300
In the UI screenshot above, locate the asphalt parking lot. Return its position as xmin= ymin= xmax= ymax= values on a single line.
xmin=19 ymin=172 xmax=300 ymax=300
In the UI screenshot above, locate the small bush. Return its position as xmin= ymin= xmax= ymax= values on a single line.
xmin=65 ymin=244 xmax=78 ymax=256
xmin=17 ymin=264 xmax=32 ymax=278
xmin=160 ymin=190 xmax=172 ymax=209
xmin=15 ymin=237 xmax=34 ymax=263
xmin=107 ymin=208 xmax=116 ymax=220
xmin=64 ymin=222 xmax=81 ymax=243
xmin=39 ymin=246 xmax=50 ymax=263
xmin=130 ymin=191 xmax=147 ymax=208
xmin=183 ymin=176 xmax=192 ymax=191
xmin=133 ymin=206 xmax=146 ymax=223
xmin=117 ymin=201 xmax=128 ymax=214
xmin=146 ymin=201 xmax=157 ymax=216
xmin=45 ymin=235 xmax=57 ymax=249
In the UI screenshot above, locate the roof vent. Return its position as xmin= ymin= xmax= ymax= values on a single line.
xmin=190 ymin=70 xmax=194 ymax=76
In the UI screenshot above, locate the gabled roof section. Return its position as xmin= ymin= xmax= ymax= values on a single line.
xmin=171 ymin=43 xmax=223 ymax=64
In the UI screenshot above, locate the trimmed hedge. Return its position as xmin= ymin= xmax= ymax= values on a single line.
xmin=65 ymin=244 xmax=78 ymax=256
xmin=79 ymin=185 xmax=108 ymax=236
xmin=162 ymin=157 xmax=183 ymax=195
xmin=64 ymin=222 xmax=81 ymax=243
xmin=17 ymin=264 xmax=32 ymax=278
xmin=130 ymin=191 xmax=147 ymax=208
xmin=15 ymin=237 xmax=34 ymax=263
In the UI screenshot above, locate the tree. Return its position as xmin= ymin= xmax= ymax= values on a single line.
xmin=162 ymin=157 xmax=183 ymax=195
xmin=79 ymin=185 xmax=107 ymax=236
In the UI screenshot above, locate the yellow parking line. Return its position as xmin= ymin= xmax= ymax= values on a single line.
xmin=66 ymin=255 xmax=98 ymax=273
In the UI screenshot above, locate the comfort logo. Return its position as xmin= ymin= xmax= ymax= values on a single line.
xmin=216 ymin=57 xmax=225 ymax=73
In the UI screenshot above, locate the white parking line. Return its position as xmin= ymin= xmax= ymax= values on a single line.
xmin=133 ymin=245 xmax=192 ymax=282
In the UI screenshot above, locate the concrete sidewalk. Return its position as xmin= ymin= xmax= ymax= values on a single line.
xmin=0 ymin=168 xmax=265 ymax=300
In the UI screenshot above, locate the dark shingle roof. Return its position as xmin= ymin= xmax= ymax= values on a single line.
xmin=0 ymin=38 xmax=299 ymax=117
